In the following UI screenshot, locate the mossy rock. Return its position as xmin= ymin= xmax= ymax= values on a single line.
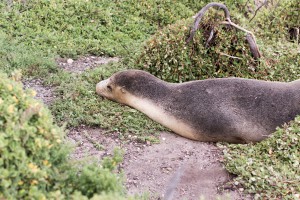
xmin=136 ymin=11 xmax=264 ymax=83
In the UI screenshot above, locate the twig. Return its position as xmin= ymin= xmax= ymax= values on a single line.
xmin=219 ymin=52 xmax=243 ymax=60
xmin=246 ymin=33 xmax=261 ymax=59
xmin=249 ymin=0 xmax=268 ymax=22
xmin=220 ymin=21 xmax=250 ymax=34
xmin=205 ymin=27 xmax=215 ymax=47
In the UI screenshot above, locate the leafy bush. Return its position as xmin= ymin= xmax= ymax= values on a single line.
xmin=136 ymin=11 xmax=261 ymax=83
xmin=135 ymin=1 xmax=300 ymax=83
xmin=263 ymin=48 xmax=300 ymax=82
xmin=223 ymin=116 xmax=300 ymax=199
xmin=250 ymin=0 xmax=300 ymax=40
xmin=0 ymin=71 xmax=66 ymax=198
xmin=0 ymin=71 xmax=125 ymax=199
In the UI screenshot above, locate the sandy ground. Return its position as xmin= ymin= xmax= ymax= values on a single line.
xmin=23 ymin=56 xmax=253 ymax=200
xmin=67 ymin=127 xmax=251 ymax=200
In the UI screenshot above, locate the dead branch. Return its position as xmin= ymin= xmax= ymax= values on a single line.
xmin=249 ymin=0 xmax=268 ymax=22
xmin=164 ymin=165 xmax=185 ymax=200
xmin=186 ymin=2 xmax=261 ymax=60
xmin=246 ymin=33 xmax=261 ymax=59
xmin=186 ymin=2 xmax=231 ymax=43
xmin=205 ymin=28 xmax=215 ymax=47
xmin=221 ymin=21 xmax=261 ymax=59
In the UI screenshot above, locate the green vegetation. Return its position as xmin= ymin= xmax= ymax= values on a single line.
xmin=0 ymin=32 xmax=58 ymax=77
xmin=0 ymin=72 xmax=125 ymax=199
xmin=50 ymin=62 xmax=165 ymax=137
xmin=0 ymin=0 xmax=198 ymax=57
xmin=0 ymin=0 xmax=299 ymax=199
xmin=223 ymin=116 xmax=300 ymax=199
xmin=136 ymin=16 xmax=259 ymax=83
xmin=136 ymin=0 xmax=299 ymax=83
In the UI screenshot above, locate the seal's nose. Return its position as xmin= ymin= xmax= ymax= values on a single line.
xmin=96 ymin=82 xmax=102 ymax=95
xmin=96 ymin=79 xmax=109 ymax=95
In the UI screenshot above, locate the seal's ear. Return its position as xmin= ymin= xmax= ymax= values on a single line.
xmin=121 ymin=87 xmax=126 ymax=93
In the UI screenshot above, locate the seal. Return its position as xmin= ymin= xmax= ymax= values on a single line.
xmin=96 ymin=70 xmax=300 ymax=143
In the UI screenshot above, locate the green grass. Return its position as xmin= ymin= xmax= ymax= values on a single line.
xmin=50 ymin=62 xmax=165 ymax=139
xmin=0 ymin=32 xmax=58 ymax=77
xmin=0 ymin=0 xmax=199 ymax=58
xmin=0 ymin=0 xmax=299 ymax=199
xmin=222 ymin=116 xmax=300 ymax=199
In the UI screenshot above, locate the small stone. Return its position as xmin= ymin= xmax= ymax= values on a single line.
xmin=67 ymin=58 xmax=74 ymax=64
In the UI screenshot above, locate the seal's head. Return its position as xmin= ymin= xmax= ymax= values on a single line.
xmin=96 ymin=70 xmax=162 ymax=104
xmin=96 ymin=71 xmax=127 ymax=104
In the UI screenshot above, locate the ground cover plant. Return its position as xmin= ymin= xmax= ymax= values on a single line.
xmin=0 ymin=0 xmax=299 ymax=199
xmin=0 ymin=0 xmax=201 ymax=58
xmin=223 ymin=117 xmax=300 ymax=199
xmin=50 ymin=62 xmax=165 ymax=138
xmin=0 ymin=72 xmax=125 ymax=199
xmin=136 ymin=0 xmax=300 ymax=83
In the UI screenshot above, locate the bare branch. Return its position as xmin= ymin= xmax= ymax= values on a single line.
xmin=186 ymin=2 xmax=261 ymax=60
xmin=249 ymin=0 xmax=268 ymax=23
xmin=205 ymin=28 xmax=215 ymax=47
xmin=186 ymin=2 xmax=230 ymax=43
xmin=246 ymin=33 xmax=261 ymax=60
xmin=221 ymin=21 xmax=261 ymax=59
xmin=220 ymin=21 xmax=250 ymax=34
xmin=164 ymin=165 xmax=185 ymax=200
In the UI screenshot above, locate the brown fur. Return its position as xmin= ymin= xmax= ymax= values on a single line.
xmin=96 ymin=70 xmax=300 ymax=143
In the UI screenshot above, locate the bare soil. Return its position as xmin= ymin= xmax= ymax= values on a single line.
xmin=23 ymin=56 xmax=253 ymax=200
xmin=23 ymin=78 xmax=55 ymax=105
xmin=68 ymin=127 xmax=251 ymax=200
xmin=56 ymin=56 xmax=119 ymax=74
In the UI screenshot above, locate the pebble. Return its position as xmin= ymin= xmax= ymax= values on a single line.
xmin=67 ymin=58 xmax=74 ymax=64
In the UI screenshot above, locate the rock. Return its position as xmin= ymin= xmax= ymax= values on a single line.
xmin=67 ymin=58 xmax=74 ymax=64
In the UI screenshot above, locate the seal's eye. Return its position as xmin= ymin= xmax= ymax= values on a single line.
xmin=107 ymin=85 xmax=112 ymax=92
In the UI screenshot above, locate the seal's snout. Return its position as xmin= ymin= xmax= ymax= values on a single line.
xmin=96 ymin=79 xmax=109 ymax=96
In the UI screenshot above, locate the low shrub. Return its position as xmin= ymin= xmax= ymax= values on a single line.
xmin=135 ymin=1 xmax=299 ymax=83
xmin=223 ymin=116 xmax=300 ymax=199
xmin=0 ymin=71 xmax=125 ymax=199
xmin=136 ymin=11 xmax=261 ymax=83
xmin=250 ymin=0 xmax=300 ymax=41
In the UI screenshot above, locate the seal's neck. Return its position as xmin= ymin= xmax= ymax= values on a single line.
xmin=124 ymin=93 xmax=199 ymax=141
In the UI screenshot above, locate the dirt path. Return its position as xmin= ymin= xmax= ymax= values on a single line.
xmin=23 ymin=56 xmax=252 ymax=199
xmin=67 ymin=126 xmax=251 ymax=199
